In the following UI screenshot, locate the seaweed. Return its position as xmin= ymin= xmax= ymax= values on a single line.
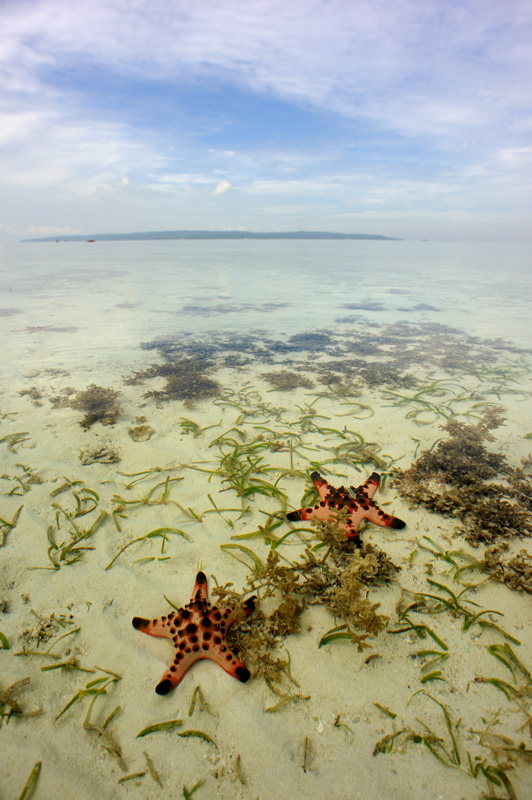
xmin=179 ymin=418 xmax=220 ymax=437
xmin=136 ymin=719 xmax=183 ymax=737
xmin=0 ymin=432 xmax=31 ymax=452
xmin=0 ymin=677 xmax=33 ymax=724
xmin=177 ymin=729 xmax=217 ymax=747
xmin=106 ymin=526 xmax=191 ymax=570
xmin=69 ymin=384 xmax=122 ymax=429
xmin=129 ymin=357 xmax=220 ymax=403
xmin=315 ymin=374 xmax=363 ymax=396
xmin=261 ymin=370 xmax=314 ymax=391
xmin=118 ymin=772 xmax=146 ymax=784
xmin=181 ymin=301 xmax=288 ymax=316
xmin=144 ymin=751 xmax=163 ymax=787
xmin=43 ymin=487 xmax=108 ymax=569
xmin=188 ymin=685 xmax=217 ymax=718
xmin=55 ymin=668 xmax=123 ymax=749
xmin=483 ymin=544 xmax=532 ymax=594
xmin=342 ymin=300 xmax=385 ymax=311
xmin=214 ymin=535 xmax=399 ymax=683
xmin=395 ymin=408 xmax=532 ymax=547
xmin=109 ymin=475 xmax=198 ymax=537
xmin=2 ymin=464 xmax=42 ymax=495
xmin=0 ymin=505 xmax=23 ymax=545
xmin=19 ymin=386 xmax=44 ymax=405
xmin=208 ymin=433 xmax=288 ymax=510
xmin=315 ymin=358 xmax=416 ymax=391
xmin=17 ymin=760 xmax=41 ymax=800
xmin=286 ymin=332 xmax=334 ymax=352
xmin=374 ymin=690 xmax=532 ymax=800
xmin=183 ymin=779 xmax=204 ymax=799
xmin=80 ymin=446 xmax=120 ymax=464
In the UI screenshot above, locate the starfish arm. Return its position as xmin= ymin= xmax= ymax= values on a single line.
xmin=354 ymin=472 xmax=380 ymax=499
xmin=286 ymin=471 xmax=336 ymax=521
xmin=286 ymin=505 xmax=324 ymax=522
xmin=353 ymin=501 xmax=406 ymax=531
xmin=155 ymin=648 xmax=250 ymax=695
xmin=202 ymin=644 xmax=251 ymax=682
xmin=310 ymin=471 xmax=331 ymax=500
xmin=191 ymin=570 xmax=209 ymax=603
xmin=132 ymin=614 xmax=177 ymax=639
xmin=155 ymin=652 xmax=202 ymax=695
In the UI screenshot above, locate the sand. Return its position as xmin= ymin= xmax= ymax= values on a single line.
xmin=1 ymin=342 xmax=532 ymax=800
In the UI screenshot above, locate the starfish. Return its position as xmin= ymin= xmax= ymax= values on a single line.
xmin=286 ymin=471 xmax=406 ymax=542
xmin=132 ymin=571 xmax=255 ymax=695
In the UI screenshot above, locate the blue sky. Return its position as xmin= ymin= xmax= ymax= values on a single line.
xmin=1 ymin=0 xmax=532 ymax=241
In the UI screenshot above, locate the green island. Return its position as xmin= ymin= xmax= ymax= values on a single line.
xmin=22 ymin=230 xmax=400 ymax=242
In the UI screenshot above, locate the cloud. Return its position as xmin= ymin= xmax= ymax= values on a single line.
xmin=0 ymin=98 xmax=164 ymax=195
xmin=0 ymin=222 xmax=79 ymax=237
xmin=3 ymin=0 xmax=532 ymax=141
xmin=1 ymin=0 xmax=532 ymax=238
xmin=211 ymin=179 xmax=232 ymax=196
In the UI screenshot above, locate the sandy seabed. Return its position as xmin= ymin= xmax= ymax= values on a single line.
xmin=1 ymin=338 xmax=532 ymax=800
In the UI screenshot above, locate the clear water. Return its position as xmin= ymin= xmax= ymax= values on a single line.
xmin=1 ymin=240 xmax=532 ymax=799
xmin=1 ymin=240 xmax=531 ymax=378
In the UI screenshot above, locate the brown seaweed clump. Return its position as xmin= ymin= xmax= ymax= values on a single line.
xmin=261 ymin=370 xmax=314 ymax=391
xmin=483 ymin=542 xmax=532 ymax=594
xmin=70 ymin=384 xmax=121 ymax=429
xmin=19 ymin=386 xmax=44 ymax=405
xmin=128 ymin=357 xmax=220 ymax=403
xmin=395 ymin=407 xmax=532 ymax=546
xmin=214 ymin=535 xmax=399 ymax=682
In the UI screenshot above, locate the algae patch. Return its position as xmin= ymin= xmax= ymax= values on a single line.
xmin=69 ymin=384 xmax=122 ymax=429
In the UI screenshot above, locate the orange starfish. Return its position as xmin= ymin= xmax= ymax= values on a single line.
xmin=133 ymin=571 xmax=255 ymax=695
xmin=286 ymin=471 xmax=406 ymax=542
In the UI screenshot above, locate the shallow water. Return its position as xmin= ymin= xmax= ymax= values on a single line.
xmin=2 ymin=240 xmax=532 ymax=370
xmin=1 ymin=240 xmax=531 ymax=799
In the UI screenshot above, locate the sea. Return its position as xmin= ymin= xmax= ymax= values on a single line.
xmin=1 ymin=238 xmax=532 ymax=800
xmin=1 ymin=239 xmax=531 ymax=377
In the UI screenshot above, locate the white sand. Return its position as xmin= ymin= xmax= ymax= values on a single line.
xmin=1 ymin=349 xmax=532 ymax=800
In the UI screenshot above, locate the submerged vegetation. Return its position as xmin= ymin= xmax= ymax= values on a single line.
xmin=213 ymin=540 xmax=398 ymax=684
xmin=127 ymin=357 xmax=220 ymax=403
xmin=261 ymin=370 xmax=314 ymax=391
xmin=69 ymin=384 xmax=122 ymax=429
xmin=2 ymin=319 xmax=532 ymax=797
xmin=395 ymin=407 xmax=532 ymax=552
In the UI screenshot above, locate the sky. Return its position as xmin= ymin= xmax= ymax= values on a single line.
xmin=1 ymin=0 xmax=532 ymax=242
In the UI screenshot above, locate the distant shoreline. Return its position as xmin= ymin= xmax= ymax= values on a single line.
xmin=22 ymin=229 xmax=400 ymax=243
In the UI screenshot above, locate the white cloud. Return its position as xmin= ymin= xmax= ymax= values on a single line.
xmin=496 ymin=146 xmax=532 ymax=168
xmin=3 ymin=0 xmax=532 ymax=141
xmin=211 ymin=179 xmax=232 ymax=196
xmin=0 ymin=222 xmax=79 ymax=237
xmin=157 ymin=173 xmax=213 ymax=186
xmin=1 ymin=0 xmax=532 ymax=238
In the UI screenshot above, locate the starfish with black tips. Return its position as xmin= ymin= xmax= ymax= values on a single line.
xmin=133 ymin=571 xmax=255 ymax=695
xmin=286 ymin=471 xmax=406 ymax=542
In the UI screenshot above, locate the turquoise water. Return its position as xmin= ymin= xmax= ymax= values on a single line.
xmin=1 ymin=240 xmax=531 ymax=377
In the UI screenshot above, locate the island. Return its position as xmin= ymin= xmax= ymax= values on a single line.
xmin=23 ymin=230 xmax=400 ymax=242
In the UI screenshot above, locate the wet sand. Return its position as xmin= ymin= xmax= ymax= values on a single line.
xmin=1 ymin=341 xmax=532 ymax=799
